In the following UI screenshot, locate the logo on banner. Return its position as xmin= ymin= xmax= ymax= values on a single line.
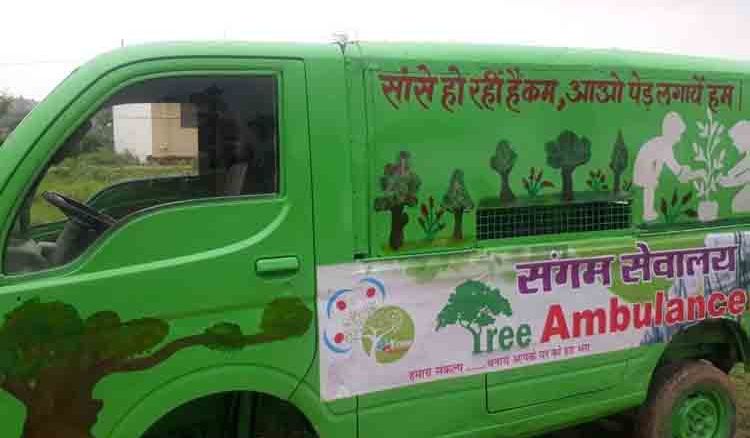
xmin=323 ymin=277 xmax=415 ymax=363
xmin=436 ymin=280 xmax=520 ymax=354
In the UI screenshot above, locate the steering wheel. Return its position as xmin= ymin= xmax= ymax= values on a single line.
xmin=42 ymin=191 xmax=116 ymax=233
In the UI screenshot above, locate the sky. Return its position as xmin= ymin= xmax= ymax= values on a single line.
xmin=2 ymin=0 xmax=749 ymax=100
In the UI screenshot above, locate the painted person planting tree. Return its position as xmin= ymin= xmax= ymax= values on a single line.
xmin=634 ymin=112 xmax=704 ymax=221
xmin=719 ymin=120 xmax=750 ymax=213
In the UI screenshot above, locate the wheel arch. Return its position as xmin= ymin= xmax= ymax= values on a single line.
xmin=107 ymin=364 xmax=309 ymax=438
xmin=289 ymin=379 xmax=358 ymax=438
xmin=658 ymin=318 xmax=750 ymax=373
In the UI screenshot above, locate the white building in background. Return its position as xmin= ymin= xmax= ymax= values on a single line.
xmin=112 ymin=103 xmax=198 ymax=162
xmin=112 ymin=104 xmax=153 ymax=161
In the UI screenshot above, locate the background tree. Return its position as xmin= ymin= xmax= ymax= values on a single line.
xmin=0 ymin=93 xmax=35 ymax=146
xmin=490 ymin=140 xmax=517 ymax=202
xmin=0 ymin=93 xmax=11 ymax=118
xmin=374 ymin=151 xmax=421 ymax=250
xmin=0 ymin=297 xmax=312 ymax=438
xmin=609 ymin=129 xmax=628 ymax=194
xmin=0 ymin=93 xmax=12 ymax=146
xmin=436 ymin=280 xmax=512 ymax=354
xmin=545 ymin=130 xmax=592 ymax=201
xmin=442 ymin=169 xmax=474 ymax=240
xmin=78 ymin=108 xmax=115 ymax=154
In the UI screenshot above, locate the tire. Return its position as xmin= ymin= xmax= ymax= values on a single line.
xmin=637 ymin=360 xmax=737 ymax=438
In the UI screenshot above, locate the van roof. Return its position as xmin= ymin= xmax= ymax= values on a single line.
xmin=353 ymin=41 xmax=750 ymax=75
xmin=82 ymin=40 xmax=750 ymax=76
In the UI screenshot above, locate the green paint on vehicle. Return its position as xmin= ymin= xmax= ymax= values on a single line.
xmin=0 ymin=40 xmax=747 ymax=438
xmin=0 ymin=297 xmax=311 ymax=438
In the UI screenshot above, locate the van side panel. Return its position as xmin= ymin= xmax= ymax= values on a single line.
xmin=313 ymin=44 xmax=750 ymax=437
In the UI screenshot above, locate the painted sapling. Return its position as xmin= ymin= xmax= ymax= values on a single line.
xmin=521 ymin=167 xmax=554 ymax=197
xmin=586 ymin=169 xmax=609 ymax=192
xmin=689 ymin=108 xmax=728 ymax=221
xmin=659 ymin=188 xmax=698 ymax=223
xmin=418 ymin=196 xmax=446 ymax=241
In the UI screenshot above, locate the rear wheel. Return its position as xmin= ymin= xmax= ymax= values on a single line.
xmin=637 ymin=361 xmax=736 ymax=438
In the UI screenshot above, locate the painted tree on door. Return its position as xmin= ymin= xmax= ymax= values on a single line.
xmin=0 ymin=296 xmax=312 ymax=438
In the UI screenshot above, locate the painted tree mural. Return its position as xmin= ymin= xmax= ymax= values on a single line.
xmin=435 ymin=280 xmax=512 ymax=354
xmin=442 ymin=169 xmax=475 ymax=240
xmin=0 ymin=297 xmax=312 ymax=438
xmin=490 ymin=140 xmax=517 ymax=203
xmin=610 ymin=130 xmax=628 ymax=194
xmin=374 ymin=151 xmax=422 ymax=250
xmin=545 ymin=130 xmax=592 ymax=201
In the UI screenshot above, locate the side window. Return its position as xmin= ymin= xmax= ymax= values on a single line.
xmin=4 ymin=76 xmax=279 ymax=274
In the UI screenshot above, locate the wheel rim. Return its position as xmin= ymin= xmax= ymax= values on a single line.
xmin=671 ymin=388 xmax=732 ymax=438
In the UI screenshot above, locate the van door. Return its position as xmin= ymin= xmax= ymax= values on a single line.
xmin=485 ymin=234 xmax=634 ymax=413
xmin=0 ymin=58 xmax=315 ymax=438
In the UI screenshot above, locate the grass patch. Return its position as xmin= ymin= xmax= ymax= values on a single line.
xmin=29 ymin=150 xmax=193 ymax=224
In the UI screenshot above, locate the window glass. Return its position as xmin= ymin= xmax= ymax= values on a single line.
xmin=5 ymin=76 xmax=279 ymax=274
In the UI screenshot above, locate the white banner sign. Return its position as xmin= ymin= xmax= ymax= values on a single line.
xmin=317 ymin=236 xmax=746 ymax=401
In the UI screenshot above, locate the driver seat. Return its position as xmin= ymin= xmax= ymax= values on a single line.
xmin=51 ymin=223 xmax=99 ymax=266
xmin=224 ymin=161 xmax=249 ymax=196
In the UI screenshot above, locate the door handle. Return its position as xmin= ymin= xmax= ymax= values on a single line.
xmin=256 ymin=256 xmax=300 ymax=275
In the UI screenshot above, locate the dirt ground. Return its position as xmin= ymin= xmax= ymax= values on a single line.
xmin=733 ymin=368 xmax=750 ymax=438
xmin=540 ymin=367 xmax=748 ymax=438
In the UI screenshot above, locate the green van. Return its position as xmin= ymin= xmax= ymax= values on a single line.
xmin=0 ymin=40 xmax=749 ymax=438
